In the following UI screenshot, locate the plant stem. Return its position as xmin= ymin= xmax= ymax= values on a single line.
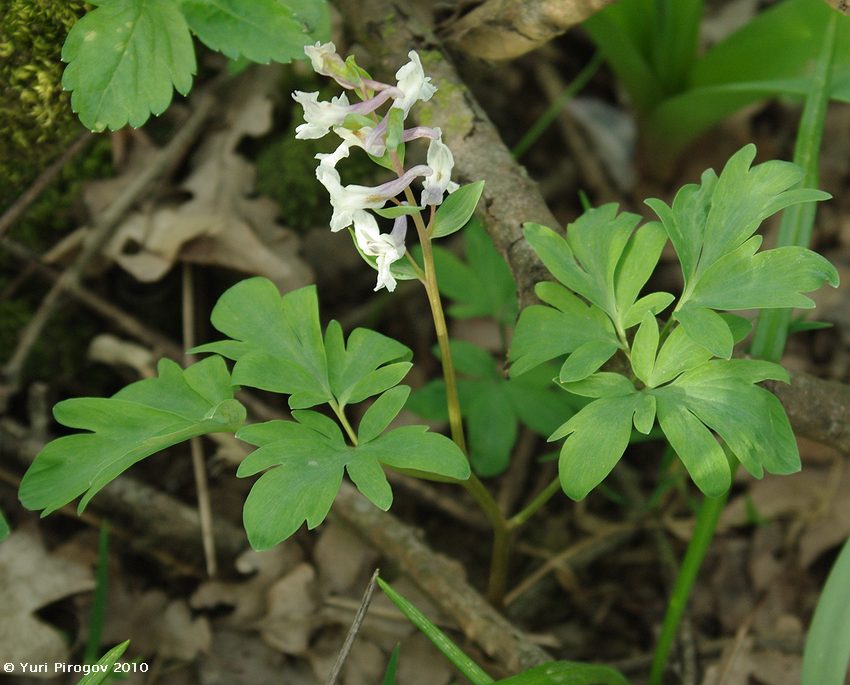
xmin=648 ymin=486 xmax=728 ymax=685
xmin=390 ymin=152 xmax=511 ymax=602
xmin=508 ymin=477 xmax=562 ymax=529
xmin=331 ymin=401 xmax=359 ymax=446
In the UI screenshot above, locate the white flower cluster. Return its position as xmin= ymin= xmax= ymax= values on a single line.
xmin=294 ymin=43 xmax=460 ymax=292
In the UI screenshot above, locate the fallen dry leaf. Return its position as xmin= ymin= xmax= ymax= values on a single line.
xmin=191 ymin=544 xmax=303 ymax=625
xmin=314 ymin=522 xmax=379 ymax=594
xmin=258 ymin=562 xmax=318 ymax=655
xmin=102 ymin=584 xmax=211 ymax=661
xmin=105 ymin=68 xmax=312 ymax=290
xmin=0 ymin=529 xmax=95 ymax=674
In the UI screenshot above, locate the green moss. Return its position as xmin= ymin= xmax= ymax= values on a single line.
xmin=417 ymin=51 xmax=474 ymax=136
xmin=0 ymin=0 xmax=88 ymax=209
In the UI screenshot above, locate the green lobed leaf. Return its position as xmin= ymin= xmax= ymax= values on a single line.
xmin=431 ymin=181 xmax=486 ymax=238
xmin=554 ymin=394 xmax=642 ymax=500
xmin=613 ymin=221 xmax=668 ymax=323
xmin=674 ymin=306 xmax=734 ymax=359
xmin=630 ymin=311 xmax=659 ymax=384
xmin=358 ymin=386 xmax=410 ymax=444
xmin=654 ymin=394 xmax=731 ymax=497
xmin=237 ymin=415 xmax=468 ymax=549
xmin=510 ymin=283 xmax=617 ymax=377
xmin=686 ymin=242 xmax=839 ymax=311
xmin=192 ymin=278 xmax=412 ymax=410
xmin=647 ymin=145 xmax=831 ymax=294
xmin=493 ymin=660 xmax=629 ymax=685
xmin=324 ymin=320 xmax=413 ymax=407
xmin=660 ymin=360 xmax=797 ymax=480
xmin=180 ymin=0 xmax=330 ymax=63
xmin=432 ymin=218 xmax=518 ymax=324
xmin=559 ymin=372 xmax=635 ymax=399
xmin=19 ymin=357 xmax=245 ymax=516
xmin=462 ymin=382 xmax=517 ymax=477
xmin=62 ymin=0 xmax=196 ymax=131
xmin=558 ymin=341 xmax=619 ymax=383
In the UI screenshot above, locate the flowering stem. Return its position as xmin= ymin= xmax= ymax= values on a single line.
xmin=392 ymin=159 xmax=512 ymax=603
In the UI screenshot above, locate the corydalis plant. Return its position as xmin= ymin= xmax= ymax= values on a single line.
xmin=17 ymin=44 xmax=483 ymax=552
xmin=293 ymin=42 xmax=478 ymax=292
xmin=511 ymin=145 xmax=839 ymax=499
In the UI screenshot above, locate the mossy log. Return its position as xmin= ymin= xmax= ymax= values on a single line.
xmin=0 ymin=0 xmax=87 ymax=208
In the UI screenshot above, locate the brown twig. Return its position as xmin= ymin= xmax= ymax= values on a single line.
xmin=0 ymin=132 xmax=95 ymax=238
xmin=325 ymin=568 xmax=381 ymax=685
xmin=332 ymin=484 xmax=552 ymax=672
xmin=1 ymin=90 xmax=216 ymax=410
xmin=182 ymin=263 xmax=217 ymax=577
xmin=444 ymin=0 xmax=616 ymax=60
xmin=387 ymin=472 xmax=490 ymax=531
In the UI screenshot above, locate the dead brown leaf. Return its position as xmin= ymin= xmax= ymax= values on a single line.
xmin=258 ymin=562 xmax=318 ymax=655
xmin=105 ymin=68 xmax=312 ymax=290
xmin=0 ymin=529 xmax=95 ymax=673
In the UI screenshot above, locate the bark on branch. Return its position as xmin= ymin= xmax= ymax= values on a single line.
xmin=445 ymin=0 xmax=615 ymax=60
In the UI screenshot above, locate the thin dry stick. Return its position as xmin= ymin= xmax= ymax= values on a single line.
xmin=325 ymin=568 xmax=381 ymax=685
xmin=0 ymin=132 xmax=95 ymax=238
xmin=1 ymin=91 xmax=216 ymax=408
xmin=504 ymin=523 xmax=639 ymax=607
xmin=182 ymin=263 xmax=217 ymax=577
xmin=2 ymin=245 xmax=281 ymax=422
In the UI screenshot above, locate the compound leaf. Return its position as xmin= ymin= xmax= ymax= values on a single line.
xmin=62 ymin=0 xmax=196 ymax=131
xmin=20 ymin=357 xmax=245 ymax=516
xmin=558 ymin=341 xmax=619 ymax=384
xmin=193 ymin=278 xmax=411 ymax=410
xmin=180 ymin=0 xmax=330 ymax=63
xmin=631 ymin=311 xmax=660 ymax=384
xmin=237 ymin=414 xmax=468 ymax=549
xmin=325 ymin=321 xmax=413 ymax=407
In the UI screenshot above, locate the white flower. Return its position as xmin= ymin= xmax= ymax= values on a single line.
xmin=304 ymin=42 xmax=355 ymax=88
xmin=421 ymin=130 xmax=459 ymax=206
xmin=315 ymin=154 xmax=431 ymax=232
xmin=333 ymin=121 xmax=386 ymax=157
xmin=392 ymin=51 xmax=437 ymax=115
xmin=292 ymin=91 xmax=351 ymax=140
xmin=353 ymin=211 xmax=407 ymax=292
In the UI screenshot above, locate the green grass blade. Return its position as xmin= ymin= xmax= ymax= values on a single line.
xmin=376 ymin=577 xmax=494 ymax=684
xmin=76 ymin=640 xmax=129 ymax=685
xmin=802 ymin=534 xmax=850 ymax=684
xmin=649 ymin=0 xmax=703 ymax=95
xmin=751 ymin=9 xmax=838 ymax=361
xmin=0 ymin=508 xmax=9 ymax=541
xmin=511 ymin=53 xmax=603 ymax=159
xmin=381 ymin=644 xmax=401 ymax=685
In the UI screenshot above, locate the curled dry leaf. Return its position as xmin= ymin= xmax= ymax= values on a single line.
xmin=104 ymin=68 xmax=312 ymax=290
xmin=258 ymin=562 xmax=318 ymax=655
xmin=0 ymin=529 xmax=95 ymax=674
xmin=102 ymin=584 xmax=212 ymax=661
xmin=88 ymin=334 xmax=157 ymax=378
xmin=191 ymin=544 xmax=304 ymax=625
